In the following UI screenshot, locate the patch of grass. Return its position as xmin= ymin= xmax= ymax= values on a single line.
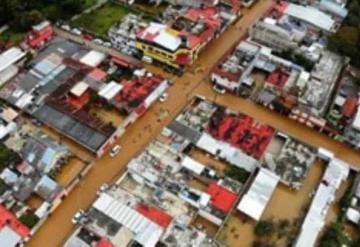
xmin=0 ymin=29 xmax=25 ymax=45
xmin=84 ymin=0 xmax=98 ymax=9
xmin=72 ymin=2 xmax=131 ymax=35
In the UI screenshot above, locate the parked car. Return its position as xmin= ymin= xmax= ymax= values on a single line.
xmin=97 ymin=184 xmax=109 ymax=196
xmin=61 ymin=25 xmax=71 ymax=31
xmin=72 ymin=209 xmax=85 ymax=224
xmin=142 ymin=55 xmax=153 ymax=64
xmin=159 ymin=92 xmax=169 ymax=103
xmin=103 ymin=42 xmax=112 ymax=48
xmin=109 ymin=145 xmax=122 ymax=157
xmin=93 ymin=39 xmax=104 ymax=45
xmin=213 ymin=84 xmax=226 ymax=94
xmin=71 ymin=28 xmax=82 ymax=36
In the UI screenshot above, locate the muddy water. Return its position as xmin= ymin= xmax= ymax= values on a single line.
xmin=24 ymin=1 xmax=303 ymax=246
xmin=56 ymin=158 xmax=87 ymax=188
xmin=217 ymin=161 xmax=325 ymax=247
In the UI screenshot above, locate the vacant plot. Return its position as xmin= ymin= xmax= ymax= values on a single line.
xmin=73 ymin=3 xmax=131 ymax=35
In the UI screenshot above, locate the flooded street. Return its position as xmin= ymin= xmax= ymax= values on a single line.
xmin=217 ymin=160 xmax=326 ymax=246
xmin=25 ymin=0 xmax=360 ymax=246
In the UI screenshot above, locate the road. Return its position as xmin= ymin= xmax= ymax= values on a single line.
xmin=26 ymin=0 xmax=360 ymax=246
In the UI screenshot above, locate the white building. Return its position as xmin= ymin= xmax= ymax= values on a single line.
xmin=237 ymin=168 xmax=279 ymax=220
xmin=0 ymin=47 xmax=25 ymax=86
xmin=295 ymin=157 xmax=349 ymax=247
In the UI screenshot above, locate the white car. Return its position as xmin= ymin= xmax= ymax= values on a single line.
xmin=71 ymin=28 xmax=82 ymax=36
xmin=61 ymin=25 xmax=71 ymax=31
xmin=159 ymin=93 xmax=168 ymax=103
xmin=103 ymin=42 xmax=112 ymax=48
xmin=93 ymin=39 xmax=104 ymax=45
xmin=213 ymin=85 xmax=226 ymax=94
xmin=109 ymin=145 xmax=122 ymax=157
xmin=72 ymin=209 xmax=85 ymax=224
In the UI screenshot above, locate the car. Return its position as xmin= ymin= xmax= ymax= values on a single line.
xmin=71 ymin=28 xmax=82 ymax=36
xmin=142 ymin=55 xmax=153 ymax=64
xmin=213 ymin=84 xmax=226 ymax=94
xmin=93 ymin=39 xmax=104 ymax=45
xmin=103 ymin=42 xmax=112 ymax=48
xmin=72 ymin=209 xmax=85 ymax=224
xmin=97 ymin=184 xmax=109 ymax=196
xmin=159 ymin=92 xmax=168 ymax=103
xmin=166 ymin=79 xmax=174 ymax=86
xmin=61 ymin=25 xmax=71 ymax=31
xmin=109 ymin=145 xmax=122 ymax=157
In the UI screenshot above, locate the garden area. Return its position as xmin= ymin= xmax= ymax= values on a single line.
xmin=0 ymin=28 xmax=25 ymax=45
xmin=72 ymin=2 xmax=132 ymax=36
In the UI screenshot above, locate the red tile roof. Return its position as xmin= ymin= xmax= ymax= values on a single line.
xmin=207 ymin=183 xmax=237 ymax=213
xmin=0 ymin=205 xmax=30 ymax=238
xmin=136 ymin=203 xmax=173 ymax=228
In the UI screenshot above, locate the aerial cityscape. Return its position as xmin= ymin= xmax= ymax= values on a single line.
xmin=0 ymin=0 xmax=359 ymax=246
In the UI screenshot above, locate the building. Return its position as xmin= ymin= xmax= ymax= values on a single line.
xmin=0 ymin=47 xmax=25 ymax=87
xmin=249 ymin=18 xmax=299 ymax=52
xmin=295 ymin=154 xmax=349 ymax=247
xmin=0 ymin=37 xmax=169 ymax=157
xmin=135 ymin=7 xmax=222 ymax=68
xmin=345 ymin=173 xmax=360 ymax=225
xmin=237 ymin=168 xmax=279 ymax=221
xmin=275 ymin=2 xmax=339 ymax=33
xmin=211 ymin=40 xmax=261 ymax=93
xmin=0 ymin=106 xmax=18 ymax=140
xmin=0 ymin=205 xmax=30 ymax=247
xmin=165 ymin=0 xmax=217 ymax=7
xmin=26 ymin=21 xmax=54 ymax=48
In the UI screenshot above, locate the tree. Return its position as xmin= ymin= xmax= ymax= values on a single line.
xmin=19 ymin=213 xmax=39 ymax=229
xmin=319 ymin=222 xmax=352 ymax=247
xmin=328 ymin=0 xmax=360 ymax=68
xmin=224 ymin=166 xmax=250 ymax=183
xmin=0 ymin=144 xmax=21 ymax=172
xmin=254 ymin=220 xmax=274 ymax=237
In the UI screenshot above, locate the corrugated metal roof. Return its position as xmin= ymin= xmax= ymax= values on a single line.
xmin=285 ymin=4 xmax=335 ymax=31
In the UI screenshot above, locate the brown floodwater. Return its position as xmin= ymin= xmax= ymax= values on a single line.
xmin=28 ymin=1 xmax=360 ymax=246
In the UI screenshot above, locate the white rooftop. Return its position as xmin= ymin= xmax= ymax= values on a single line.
xmin=285 ymin=3 xmax=335 ymax=32
xmin=196 ymin=133 xmax=257 ymax=172
xmin=0 ymin=47 xmax=25 ymax=72
xmin=237 ymin=168 xmax=279 ymax=220
xmin=295 ymin=158 xmax=349 ymax=247
xmin=0 ymin=226 xmax=22 ymax=247
xmin=70 ymin=81 xmax=89 ymax=97
xmin=93 ymin=193 xmax=164 ymax=247
xmin=140 ymin=23 xmax=182 ymax=51
xmin=80 ymin=50 xmax=106 ymax=67
xmin=181 ymin=156 xmax=205 ymax=175
xmin=98 ymin=81 xmax=123 ymax=100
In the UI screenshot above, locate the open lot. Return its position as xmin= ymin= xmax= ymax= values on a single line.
xmin=72 ymin=3 xmax=131 ymax=35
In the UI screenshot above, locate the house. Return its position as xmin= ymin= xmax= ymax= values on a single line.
xmin=26 ymin=21 xmax=54 ymax=48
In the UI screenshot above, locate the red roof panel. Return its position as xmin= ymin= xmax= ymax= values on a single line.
xmin=0 ymin=205 xmax=30 ymax=238
xmin=136 ymin=203 xmax=173 ymax=228
xmin=207 ymin=183 xmax=237 ymax=213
